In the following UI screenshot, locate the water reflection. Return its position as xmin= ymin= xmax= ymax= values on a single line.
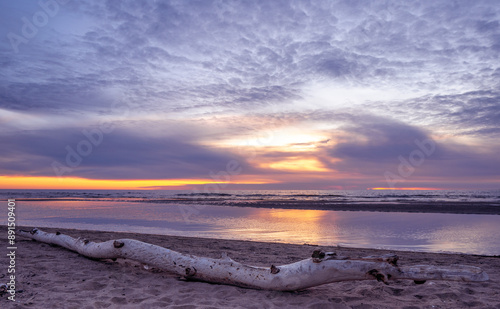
xmin=250 ymin=209 xmax=336 ymax=244
xmin=6 ymin=200 xmax=500 ymax=255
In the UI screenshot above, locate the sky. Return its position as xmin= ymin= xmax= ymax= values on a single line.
xmin=1 ymin=0 xmax=499 ymax=190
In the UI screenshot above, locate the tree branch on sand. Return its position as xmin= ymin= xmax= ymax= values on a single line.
xmin=18 ymin=228 xmax=489 ymax=291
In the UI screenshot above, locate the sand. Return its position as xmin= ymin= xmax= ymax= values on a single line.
xmin=1 ymin=226 xmax=499 ymax=309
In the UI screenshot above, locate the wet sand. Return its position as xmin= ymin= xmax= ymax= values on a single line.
xmin=1 ymin=226 xmax=499 ymax=308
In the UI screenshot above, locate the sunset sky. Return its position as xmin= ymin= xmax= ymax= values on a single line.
xmin=1 ymin=0 xmax=499 ymax=190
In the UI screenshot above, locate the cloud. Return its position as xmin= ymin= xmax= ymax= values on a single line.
xmin=322 ymin=116 xmax=435 ymax=176
xmin=0 ymin=126 xmax=252 ymax=180
xmin=1 ymin=0 xmax=500 ymax=188
xmin=329 ymin=118 xmax=430 ymax=161
xmin=359 ymin=90 xmax=500 ymax=138
xmin=324 ymin=114 xmax=500 ymax=183
xmin=2 ymin=0 xmax=500 ymax=116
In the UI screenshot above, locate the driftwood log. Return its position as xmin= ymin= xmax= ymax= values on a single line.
xmin=18 ymin=228 xmax=488 ymax=291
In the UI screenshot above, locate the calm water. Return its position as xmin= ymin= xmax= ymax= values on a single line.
xmin=4 ymin=199 xmax=500 ymax=256
xmin=1 ymin=189 xmax=500 ymax=203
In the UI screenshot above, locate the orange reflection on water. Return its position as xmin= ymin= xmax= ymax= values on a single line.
xmin=265 ymin=209 xmax=327 ymax=221
xmin=251 ymin=208 xmax=338 ymax=245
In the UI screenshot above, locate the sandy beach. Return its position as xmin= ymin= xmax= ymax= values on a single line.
xmin=1 ymin=226 xmax=499 ymax=309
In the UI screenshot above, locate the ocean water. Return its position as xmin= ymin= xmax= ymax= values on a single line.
xmin=1 ymin=189 xmax=500 ymax=203
xmin=2 ymin=190 xmax=500 ymax=255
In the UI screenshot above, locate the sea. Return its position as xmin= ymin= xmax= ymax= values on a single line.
xmin=2 ymin=189 xmax=500 ymax=255
xmin=1 ymin=189 xmax=499 ymax=203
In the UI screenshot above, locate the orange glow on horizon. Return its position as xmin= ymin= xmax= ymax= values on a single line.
xmin=0 ymin=176 xmax=272 ymax=190
xmin=370 ymin=187 xmax=442 ymax=190
xmin=259 ymin=158 xmax=331 ymax=172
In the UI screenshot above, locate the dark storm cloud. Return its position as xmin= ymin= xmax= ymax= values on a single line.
xmin=0 ymin=128 xmax=252 ymax=179
xmin=319 ymin=116 xmax=437 ymax=177
xmin=329 ymin=119 xmax=431 ymax=162
xmin=324 ymin=115 xmax=500 ymax=180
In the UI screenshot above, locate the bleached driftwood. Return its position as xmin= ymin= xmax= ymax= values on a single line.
xmin=18 ymin=228 xmax=488 ymax=291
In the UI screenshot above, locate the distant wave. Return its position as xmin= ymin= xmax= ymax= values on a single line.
xmin=1 ymin=189 xmax=499 ymax=204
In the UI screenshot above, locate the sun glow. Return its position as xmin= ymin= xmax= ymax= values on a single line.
xmin=0 ymin=176 xmax=269 ymax=190
xmin=218 ymin=126 xmax=330 ymax=149
xmin=259 ymin=158 xmax=331 ymax=172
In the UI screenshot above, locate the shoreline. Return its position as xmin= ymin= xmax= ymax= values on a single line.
xmin=164 ymin=200 xmax=500 ymax=215
xmin=9 ymin=198 xmax=500 ymax=215
xmin=2 ymin=226 xmax=500 ymax=308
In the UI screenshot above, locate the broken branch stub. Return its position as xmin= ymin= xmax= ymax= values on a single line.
xmin=18 ymin=228 xmax=489 ymax=291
